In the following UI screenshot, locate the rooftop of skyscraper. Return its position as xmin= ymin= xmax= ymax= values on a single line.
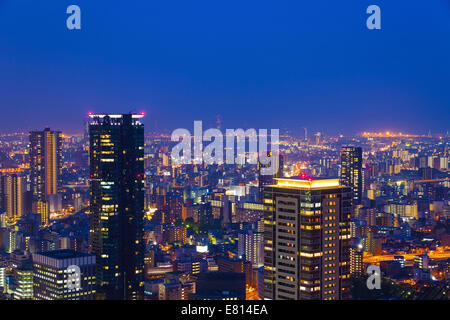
xmin=34 ymin=249 xmax=93 ymax=260
xmin=269 ymin=176 xmax=343 ymax=190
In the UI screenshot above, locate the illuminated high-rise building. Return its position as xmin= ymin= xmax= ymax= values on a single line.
xmin=29 ymin=128 xmax=62 ymax=225
xmin=340 ymin=146 xmax=363 ymax=205
xmin=32 ymin=250 xmax=96 ymax=300
xmin=263 ymin=177 xmax=352 ymax=300
xmin=315 ymin=132 xmax=321 ymax=145
xmin=0 ymin=264 xmax=5 ymax=290
xmin=11 ymin=251 xmax=33 ymax=300
xmin=364 ymin=231 xmax=383 ymax=256
xmin=1 ymin=174 xmax=26 ymax=224
xmin=89 ymin=113 xmax=145 ymax=300
xmin=349 ymin=246 xmax=363 ymax=275
xmin=238 ymin=229 xmax=264 ymax=266
xmin=165 ymin=225 xmax=187 ymax=243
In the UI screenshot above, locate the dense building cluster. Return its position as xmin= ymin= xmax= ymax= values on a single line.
xmin=0 ymin=119 xmax=448 ymax=300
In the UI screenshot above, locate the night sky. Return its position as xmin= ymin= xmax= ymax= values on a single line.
xmin=0 ymin=1 xmax=449 ymax=135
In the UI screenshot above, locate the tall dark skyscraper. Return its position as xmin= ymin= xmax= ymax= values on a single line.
xmin=340 ymin=146 xmax=363 ymax=205
xmin=263 ymin=177 xmax=352 ymax=300
xmin=89 ymin=113 xmax=145 ymax=300
xmin=29 ymin=128 xmax=62 ymax=226
xmin=0 ymin=174 xmax=25 ymax=224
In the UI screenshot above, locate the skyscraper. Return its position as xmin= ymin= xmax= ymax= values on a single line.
xmin=11 ymin=251 xmax=33 ymax=300
xmin=0 ymin=264 xmax=5 ymax=291
xmin=89 ymin=113 xmax=145 ymax=300
xmin=1 ymin=174 xmax=25 ymax=224
xmin=263 ymin=177 xmax=352 ymax=300
xmin=340 ymin=146 xmax=363 ymax=205
xmin=349 ymin=246 xmax=363 ymax=275
xmin=32 ymin=250 xmax=96 ymax=300
xmin=315 ymin=132 xmax=321 ymax=145
xmin=29 ymin=128 xmax=62 ymax=225
xmin=238 ymin=229 xmax=264 ymax=266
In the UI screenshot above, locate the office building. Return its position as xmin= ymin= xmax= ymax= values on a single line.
xmin=163 ymin=225 xmax=187 ymax=244
xmin=0 ymin=259 xmax=5 ymax=288
xmin=89 ymin=113 xmax=145 ymax=300
xmin=1 ymin=174 xmax=26 ymax=224
xmin=173 ymin=258 xmax=206 ymax=275
xmin=217 ymin=256 xmax=253 ymax=285
xmin=29 ymin=128 xmax=62 ymax=225
xmin=364 ymin=231 xmax=383 ymax=256
xmin=414 ymin=253 xmax=429 ymax=270
xmin=340 ymin=146 xmax=363 ymax=205
xmin=189 ymin=272 xmax=246 ymax=300
xmin=263 ymin=177 xmax=352 ymax=300
xmin=158 ymin=276 xmax=194 ymax=300
xmin=4 ymin=229 xmax=18 ymax=253
xmin=385 ymin=201 xmax=418 ymax=219
xmin=238 ymin=229 xmax=264 ymax=266
xmin=349 ymin=246 xmax=363 ymax=275
xmin=11 ymin=251 xmax=33 ymax=300
xmin=32 ymin=250 xmax=96 ymax=300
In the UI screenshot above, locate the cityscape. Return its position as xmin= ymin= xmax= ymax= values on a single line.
xmin=0 ymin=122 xmax=448 ymax=300
xmin=0 ymin=1 xmax=449 ymax=305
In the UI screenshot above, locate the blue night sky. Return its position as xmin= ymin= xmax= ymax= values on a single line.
xmin=0 ymin=0 xmax=449 ymax=135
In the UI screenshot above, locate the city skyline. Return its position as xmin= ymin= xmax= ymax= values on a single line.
xmin=0 ymin=120 xmax=447 ymax=138
xmin=0 ymin=112 xmax=448 ymax=301
xmin=0 ymin=0 xmax=449 ymax=304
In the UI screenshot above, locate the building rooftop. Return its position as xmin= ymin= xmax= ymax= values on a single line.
xmin=35 ymin=249 xmax=93 ymax=260
xmin=268 ymin=176 xmax=343 ymax=190
xmin=88 ymin=113 xmax=144 ymax=119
